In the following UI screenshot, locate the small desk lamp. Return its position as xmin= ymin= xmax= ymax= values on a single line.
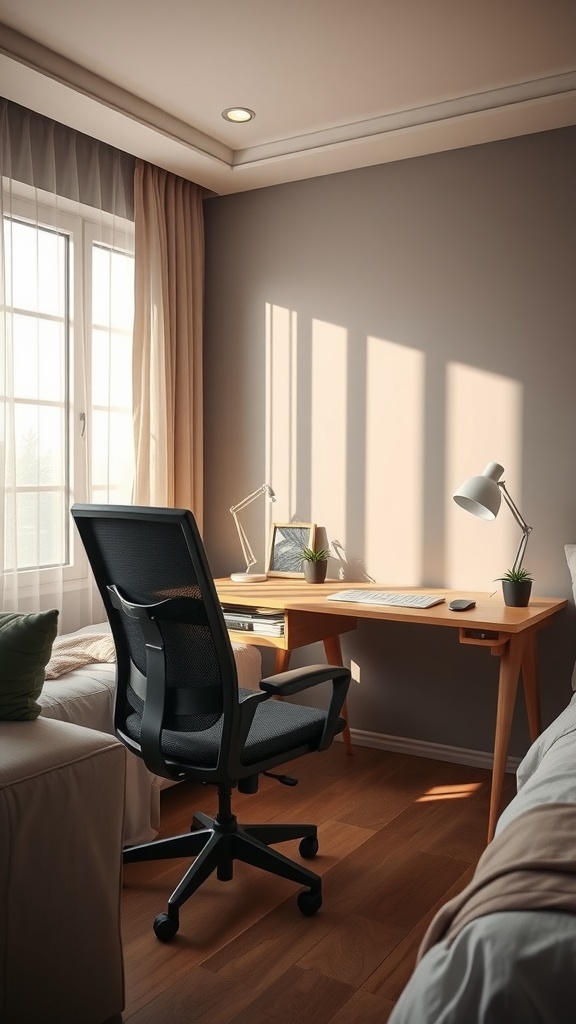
xmin=230 ymin=483 xmax=276 ymax=583
xmin=453 ymin=461 xmax=532 ymax=573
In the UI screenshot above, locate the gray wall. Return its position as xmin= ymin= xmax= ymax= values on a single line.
xmin=203 ymin=126 xmax=576 ymax=760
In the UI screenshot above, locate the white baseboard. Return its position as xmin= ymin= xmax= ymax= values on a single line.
xmin=338 ymin=727 xmax=521 ymax=774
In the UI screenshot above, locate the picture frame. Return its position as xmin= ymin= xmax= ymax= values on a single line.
xmin=266 ymin=522 xmax=316 ymax=578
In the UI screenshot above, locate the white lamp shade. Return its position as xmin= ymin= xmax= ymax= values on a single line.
xmin=453 ymin=462 xmax=504 ymax=520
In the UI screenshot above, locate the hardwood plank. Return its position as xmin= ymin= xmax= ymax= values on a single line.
xmin=298 ymin=913 xmax=402 ymax=986
xmin=203 ymin=898 xmax=335 ymax=980
xmin=362 ymin=863 xmax=477 ymax=1002
xmin=238 ymin=965 xmax=355 ymax=1024
xmin=329 ymin=990 xmax=396 ymax=1024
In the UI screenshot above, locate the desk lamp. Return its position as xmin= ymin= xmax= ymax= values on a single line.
xmin=453 ymin=461 xmax=532 ymax=573
xmin=230 ymin=483 xmax=275 ymax=582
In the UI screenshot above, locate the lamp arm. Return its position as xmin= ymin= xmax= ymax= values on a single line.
xmin=512 ymin=530 xmax=530 ymax=576
xmin=231 ymin=510 xmax=256 ymax=573
xmin=499 ymin=482 xmax=533 ymax=573
xmin=229 ymin=483 xmax=275 ymax=575
xmin=230 ymin=483 xmax=274 ymax=515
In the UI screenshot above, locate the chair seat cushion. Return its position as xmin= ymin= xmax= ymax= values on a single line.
xmin=125 ymin=688 xmax=328 ymax=766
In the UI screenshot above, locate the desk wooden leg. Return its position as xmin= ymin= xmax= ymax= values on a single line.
xmin=488 ymin=634 xmax=525 ymax=843
xmin=521 ymin=631 xmax=541 ymax=742
xmin=274 ymin=649 xmax=292 ymax=674
xmin=273 ymin=639 xmax=352 ymax=756
xmin=323 ymin=635 xmax=353 ymax=755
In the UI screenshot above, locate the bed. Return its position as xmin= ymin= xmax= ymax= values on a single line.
xmin=389 ymin=690 xmax=576 ymax=1024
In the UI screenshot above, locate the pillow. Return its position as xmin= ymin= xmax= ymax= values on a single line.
xmin=65 ymin=621 xmax=110 ymax=636
xmin=564 ymin=545 xmax=576 ymax=690
xmin=0 ymin=609 xmax=59 ymax=720
xmin=45 ymin=631 xmax=115 ymax=679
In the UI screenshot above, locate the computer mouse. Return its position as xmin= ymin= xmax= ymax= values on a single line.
xmin=449 ymin=599 xmax=476 ymax=611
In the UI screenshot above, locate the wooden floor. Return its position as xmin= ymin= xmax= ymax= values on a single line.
xmin=119 ymin=744 xmax=516 ymax=1024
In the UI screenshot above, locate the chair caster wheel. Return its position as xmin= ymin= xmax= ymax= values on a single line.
xmin=153 ymin=912 xmax=179 ymax=942
xmin=299 ymin=836 xmax=319 ymax=859
xmin=297 ymin=888 xmax=322 ymax=916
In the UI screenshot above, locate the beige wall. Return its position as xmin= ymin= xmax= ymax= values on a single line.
xmin=203 ymin=126 xmax=576 ymax=760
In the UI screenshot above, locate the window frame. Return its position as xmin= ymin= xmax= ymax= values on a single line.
xmin=1 ymin=181 xmax=135 ymax=592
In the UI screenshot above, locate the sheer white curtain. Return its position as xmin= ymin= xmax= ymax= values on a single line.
xmin=0 ymin=100 xmax=135 ymax=632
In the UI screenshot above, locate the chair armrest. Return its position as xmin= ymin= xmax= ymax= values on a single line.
xmin=260 ymin=664 xmax=351 ymax=751
xmin=259 ymin=664 xmax=349 ymax=696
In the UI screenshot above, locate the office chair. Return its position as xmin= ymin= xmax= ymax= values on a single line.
xmin=71 ymin=504 xmax=350 ymax=941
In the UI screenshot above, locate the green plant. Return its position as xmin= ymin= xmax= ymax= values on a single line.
xmin=300 ymin=546 xmax=330 ymax=563
xmin=495 ymin=567 xmax=533 ymax=583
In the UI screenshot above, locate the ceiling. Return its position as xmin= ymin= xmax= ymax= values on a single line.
xmin=1 ymin=0 xmax=576 ymax=195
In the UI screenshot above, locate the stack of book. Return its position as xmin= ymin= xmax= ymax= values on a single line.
xmin=222 ymin=604 xmax=285 ymax=637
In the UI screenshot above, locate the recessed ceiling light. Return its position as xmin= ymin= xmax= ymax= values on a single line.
xmin=222 ymin=107 xmax=255 ymax=123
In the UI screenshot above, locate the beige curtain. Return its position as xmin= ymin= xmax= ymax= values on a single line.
xmin=132 ymin=160 xmax=204 ymax=527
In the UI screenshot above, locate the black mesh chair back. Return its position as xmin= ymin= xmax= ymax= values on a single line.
xmin=72 ymin=504 xmax=245 ymax=783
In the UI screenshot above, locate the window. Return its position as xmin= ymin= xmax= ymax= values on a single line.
xmin=1 ymin=187 xmax=135 ymax=580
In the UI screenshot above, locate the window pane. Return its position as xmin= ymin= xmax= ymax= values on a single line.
xmin=13 ymin=314 xmax=65 ymax=401
xmin=91 ymin=409 xmax=134 ymax=503
xmin=6 ymin=219 xmax=67 ymax=317
xmin=92 ymin=329 xmax=132 ymax=407
xmin=0 ymin=317 xmax=6 ymax=395
xmin=92 ymin=244 xmax=110 ymax=325
xmin=93 ymin=244 xmax=134 ymax=331
xmin=110 ymin=249 xmax=134 ymax=330
xmin=91 ymin=484 xmax=131 ymax=505
xmin=14 ymin=404 xmax=65 ymax=486
xmin=12 ymin=490 xmax=66 ymax=569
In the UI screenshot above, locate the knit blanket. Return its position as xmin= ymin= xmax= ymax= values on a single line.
xmin=45 ymin=632 xmax=116 ymax=679
xmin=418 ymin=801 xmax=576 ymax=959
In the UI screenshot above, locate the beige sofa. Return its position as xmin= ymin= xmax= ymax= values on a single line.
xmin=38 ymin=624 xmax=263 ymax=846
xmin=0 ymin=717 xmax=125 ymax=1024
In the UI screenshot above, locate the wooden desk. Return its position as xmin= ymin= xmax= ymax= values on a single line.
xmin=215 ymin=579 xmax=567 ymax=842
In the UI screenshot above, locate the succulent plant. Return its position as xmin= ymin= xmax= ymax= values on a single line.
xmin=495 ymin=567 xmax=533 ymax=583
xmin=300 ymin=546 xmax=330 ymax=562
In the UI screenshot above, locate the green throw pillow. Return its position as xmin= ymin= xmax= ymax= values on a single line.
xmin=0 ymin=609 xmax=59 ymax=720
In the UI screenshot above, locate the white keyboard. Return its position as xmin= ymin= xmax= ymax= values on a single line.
xmin=327 ymin=589 xmax=445 ymax=609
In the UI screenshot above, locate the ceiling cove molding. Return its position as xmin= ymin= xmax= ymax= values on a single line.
xmin=0 ymin=23 xmax=232 ymax=166
xmin=232 ymin=71 xmax=576 ymax=167
xmin=224 ymin=93 xmax=576 ymax=193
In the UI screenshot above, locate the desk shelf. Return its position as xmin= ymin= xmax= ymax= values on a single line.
xmin=228 ymin=610 xmax=356 ymax=652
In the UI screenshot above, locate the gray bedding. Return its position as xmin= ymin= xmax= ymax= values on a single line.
xmin=389 ymin=693 xmax=576 ymax=1024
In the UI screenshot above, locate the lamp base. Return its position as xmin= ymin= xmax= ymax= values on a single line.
xmin=230 ymin=572 xmax=268 ymax=583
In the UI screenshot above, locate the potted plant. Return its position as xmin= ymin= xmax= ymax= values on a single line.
xmin=496 ymin=567 xmax=533 ymax=607
xmin=300 ymin=545 xmax=330 ymax=584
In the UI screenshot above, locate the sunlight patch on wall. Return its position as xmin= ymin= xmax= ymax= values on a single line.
xmin=446 ymin=362 xmax=523 ymax=590
xmin=265 ymin=303 xmax=298 ymax=521
xmin=265 ymin=308 xmax=427 ymax=581
xmin=365 ymin=337 xmax=425 ymax=584
xmin=311 ymin=319 xmax=348 ymax=543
